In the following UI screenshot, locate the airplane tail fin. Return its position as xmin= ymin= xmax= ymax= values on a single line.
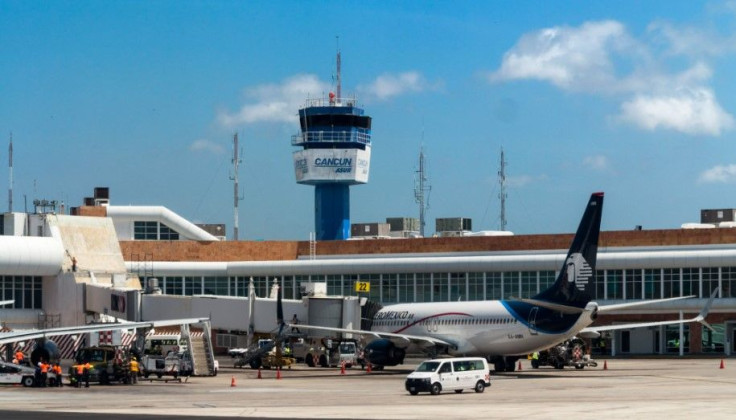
xmin=533 ymin=192 xmax=604 ymax=308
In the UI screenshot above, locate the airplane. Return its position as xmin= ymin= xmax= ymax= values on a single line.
xmin=283 ymin=192 xmax=715 ymax=372
xmin=0 ymin=300 xmax=13 ymax=307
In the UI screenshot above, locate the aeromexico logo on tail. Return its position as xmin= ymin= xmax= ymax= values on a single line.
xmin=564 ymin=252 xmax=593 ymax=292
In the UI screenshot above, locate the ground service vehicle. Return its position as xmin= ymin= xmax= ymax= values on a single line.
xmin=405 ymin=357 xmax=491 ymax=396
xmin=70 ymin=345 xmax=132 ymax=385
xmin=141 ymin=352 xmax=193 ymax=379
xmin=233 ymin=339 xmax=295 ymax=370
xmin=0 ymin=360 xmax=36 ymax=387
xmin=531 ymin=337 xmax=598 ymax=370
xmin=302 ymin=339 xmax=362 ymax=368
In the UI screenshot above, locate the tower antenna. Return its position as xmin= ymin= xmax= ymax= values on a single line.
xmin=336 ymin=36 xmax=341 ymax=103
xmin=8 ymin=133 xmax=13 ymax=213
xmin=498 ymin=147 xmax=507 ymax=231
xmin=414 ymin=144 xmax=431 ymax=237
xmin=230 ymin=133 xmax=244 ymax=240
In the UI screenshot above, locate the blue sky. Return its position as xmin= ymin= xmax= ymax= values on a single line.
xmin=3 ymin=1 xmax=736 ymax=240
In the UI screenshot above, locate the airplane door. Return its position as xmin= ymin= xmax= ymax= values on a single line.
xmin=426 ymin=317 xmax=437 ymax=333
xmin=528 ymin=307 xmax=539 ymax=336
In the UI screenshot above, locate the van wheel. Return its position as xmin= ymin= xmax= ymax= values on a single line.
xmin=22 ymin=376 xmax=34 ymax=387
xmin=409 ymin=390 xmax=419 ymax=395
xmin=430 ymin=383 xmax=441 ymax=395
xmin=474 ymin=380 xmax=485 ymax=393
xmin=454 ymin=389 xmax=463 ymax=394
xmin=305 ymin=354 xmax=314 ymax=367
xmin=319 ymin=355 xmax=328 ymax=368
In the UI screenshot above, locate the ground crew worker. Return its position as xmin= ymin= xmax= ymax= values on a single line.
xmin=15 ymin=350 xmax=24 ymax=364
xmin=129 ymin=357 xmax=139 ymax=384
xmin=74 ymin=362 xmax=85 ymax=388
xmin=83 ymin=361 xmax=92 ymax=388
xmin=40 ymin=360 xmax=49 ymax=387
xmin=53 ymin=363 xmax=63 ymax=387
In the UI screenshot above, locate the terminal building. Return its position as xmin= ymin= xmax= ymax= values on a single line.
xmin=2 ymin=189 xmax=736 ymax=358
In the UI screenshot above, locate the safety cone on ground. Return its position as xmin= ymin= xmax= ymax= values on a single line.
xmin=340 ymin=361 xmax=346 ymax=375
xmin=230 ymin=376 xmax=236 ymax=387
xmin=603 ymin=360 xmax=608 ymax=370
xmin=257 ymin=367 xmax=262 ymax=379
xmin=276 ymin=366 xmax=282 ymax=380
xmin=720 ymin=359 xmax=725 ymax=369
xmin=366 ymin=363 xmax=372 ymax=374
xmin=518 ymin=360 xmax=522 ymax=371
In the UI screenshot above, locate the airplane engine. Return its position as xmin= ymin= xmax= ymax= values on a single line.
xmin=364 ymin=339 xmax=406 ymax=367
xmin=30 ymin=339 xmax=60 ymax=365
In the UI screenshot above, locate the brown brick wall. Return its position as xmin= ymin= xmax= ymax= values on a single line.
xmin=119 ymin=228 xmax=736 ymax=262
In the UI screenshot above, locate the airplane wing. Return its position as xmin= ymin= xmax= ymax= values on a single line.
xmin=580 ymin=289 xmax=717 ymax=338
xmin=596 ymin=295 xmax=696 ymax=313
xmin=291 ymin=323 xmax=456 ymax=350
xmin=0 ymin=299 xmax=14 ymax=307
xmin=0 ymin=317 xmax=210 ymax=346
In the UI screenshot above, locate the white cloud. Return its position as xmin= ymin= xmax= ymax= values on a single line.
xmin=618 ymin=88 xmax=734 ymax=136
xmin=189 ymin=139 xmax=225 ymax=154
xmin=358 ymin=71 xmax=439 ymax=101
xmin=583 ymin=155 xmax=609 ymax=171
xmin=698 ymin=164 xmax=736 ymax=183
xmin=488 ymin=20 xmax=735 ymax=136
xmin=488 ymin=20 xmax=631 ymax=93
xmin=217 ymin=74 xmax=330 ymax=128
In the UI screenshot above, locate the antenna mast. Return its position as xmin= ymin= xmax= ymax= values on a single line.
xmin=336 ymin=36 xmax=341 ymax=103
xmin=498 ymin=148 xmax=507 ymax=231
xmin=230 ymin=133 xmax=244 ymax=240
xmin=414 ymin=145 xmax=431 ymax=237
xmin=8 ymin=133 xmax=13 ymax=213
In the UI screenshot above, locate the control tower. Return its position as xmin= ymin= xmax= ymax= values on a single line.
xmin=292 ymin=53 xmax=372 ymax=240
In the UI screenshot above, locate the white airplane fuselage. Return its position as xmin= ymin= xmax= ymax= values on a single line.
xmin=372 ymin=300 xmax=595 ymax=356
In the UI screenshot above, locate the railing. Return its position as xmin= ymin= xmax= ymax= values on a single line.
xmin=302 ymin=97 xmax=358 ymax=108
xmin=291 ymin=130 xmax=371 ymax=146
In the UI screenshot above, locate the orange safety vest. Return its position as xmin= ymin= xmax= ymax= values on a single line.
xmin=75 ymin=364 xmax=84 ymax=375
xmin=15 ymin=351 xmax=23 ymax=361
xmin=54 ymin=365 xmax=62 ymax=375
xmin=40 ymin=363 xmax=49 ymax=373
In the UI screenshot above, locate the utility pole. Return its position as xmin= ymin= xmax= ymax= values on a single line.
xmin=498 ymin=148 xmax=507 ymax=231
xmin=414 ymin=146 xmax=431 ymax=237
xmin=230 ymin=133 xmax=244 ymax=240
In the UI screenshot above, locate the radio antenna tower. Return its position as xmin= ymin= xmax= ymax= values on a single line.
xmin=414 ymin=145 xmax=431 ymax=237
xmin=230 ymin=133 xmax=244 ymax=240
xmin=498 ymin=147 xmax=507 ymax=231
xmin=335 ymin=36 xmax=341 ymax=103
xmin=8 ymin=133 xmax=13 ymax=213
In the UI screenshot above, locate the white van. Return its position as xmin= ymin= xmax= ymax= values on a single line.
xmin=405 ymin=357 xmax=491 ymax=395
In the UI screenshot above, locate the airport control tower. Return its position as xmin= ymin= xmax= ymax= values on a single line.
xmin=292 ymin=52 xmax=372 ymax=240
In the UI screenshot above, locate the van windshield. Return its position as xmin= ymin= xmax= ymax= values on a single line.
xmin=414 ymin=361 xmax=441 ymax=372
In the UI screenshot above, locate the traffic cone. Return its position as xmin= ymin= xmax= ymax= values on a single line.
xmin=603 ymin=360 xmax=608 ymax=370
xmin=230 ymin=376 xmax=236 ymax=387
xmin=366 ymin=363 xmax=372 ymax=374
xmin=518 ymin=360 xmax=522 ymax=371
xmin=276 ymin=367 xmax=282 ymax=380
xmin=340 ymin=361 xmax=346 ymax=375
xmin=720 ymin=359 xmax=725 ymax=369
xmin=257 ymin=367 xmax=262 ymax=379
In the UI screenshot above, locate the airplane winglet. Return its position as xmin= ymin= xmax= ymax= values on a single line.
xmin=695 ymin=287 xmax=718 ymax=331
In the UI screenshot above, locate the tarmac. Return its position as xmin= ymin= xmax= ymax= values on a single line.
xmin=0 ymin=357 xmax=735 ymax=419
